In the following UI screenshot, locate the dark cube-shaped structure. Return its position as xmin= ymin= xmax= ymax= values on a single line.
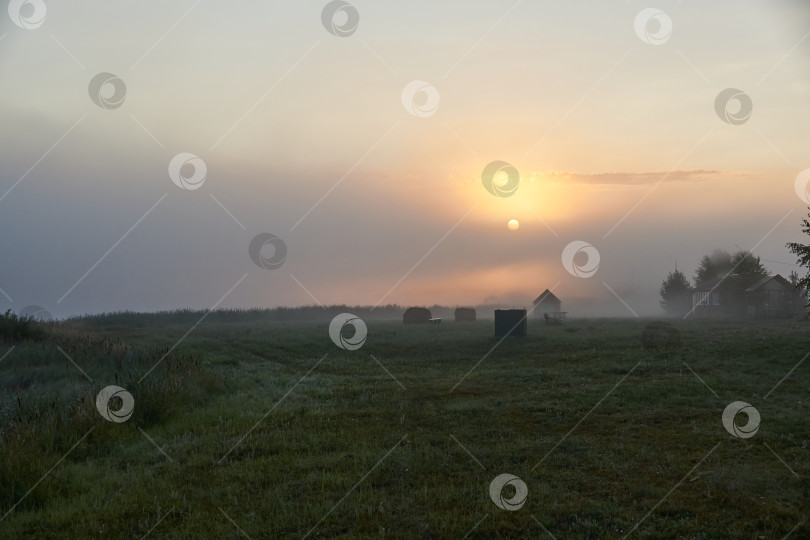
xmin=494 ymin=309 xmax=527 ymax=337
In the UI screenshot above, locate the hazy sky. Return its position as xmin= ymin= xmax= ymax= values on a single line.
xmin=1 ymin=1 xmax=809 ymax=318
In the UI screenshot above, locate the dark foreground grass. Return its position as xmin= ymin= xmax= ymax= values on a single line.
xmin=0 ymin=315 xmax=808 ymax=538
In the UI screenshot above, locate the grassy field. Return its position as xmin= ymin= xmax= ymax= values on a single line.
xmin=0 ymin=313 xmax=808 ymax=538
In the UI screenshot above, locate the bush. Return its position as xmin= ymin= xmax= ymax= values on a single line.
xmin=0 ymin=310 xmax=47 ymax=343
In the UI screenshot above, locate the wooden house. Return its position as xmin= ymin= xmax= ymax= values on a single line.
xmin=532 ymin=289 xmax=561 ymax=317
xmin=745 ymin=274 xmax=798 ymax=318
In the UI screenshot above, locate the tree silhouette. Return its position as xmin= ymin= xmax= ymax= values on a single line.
xmin=693 ymin=249 xmax=732 ymax=287
xmin=659 ymin=269 xmax=692 ymax=316
xmin=786 ymin=210 xmax=810 ymax=310
xmin=721 ymin=251 xmax=769 ymax=316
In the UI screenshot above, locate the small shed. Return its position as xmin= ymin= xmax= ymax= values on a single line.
xmin=532 ymin=289 xmax=561 ymax=318
xmin=403 ymin=307 xmax=431 ymax=324
xmin=494 ymin=309 xmax=527 ymax=337
xmin=454 ymin=307 xmax=476 ymax=322
xmin=745 ymin=274 xmax=797 ymax=318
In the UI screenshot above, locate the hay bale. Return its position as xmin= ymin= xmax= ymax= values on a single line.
xmin=494 ymin=309 xmax=527 ymax=337
xmin=454 ymin=307 xmax=476 ymax=322
xmin=403 ymin=307 xmax=431 ymax=324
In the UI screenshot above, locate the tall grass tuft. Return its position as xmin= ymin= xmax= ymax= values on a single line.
xmin=0 ymin=323 xmax=223 ymax=514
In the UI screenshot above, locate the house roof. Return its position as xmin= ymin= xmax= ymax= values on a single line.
xmin=745 ymin=274 xmax=791 ymax=292
xmin=533 ymin=289 xmax=561 ymax=304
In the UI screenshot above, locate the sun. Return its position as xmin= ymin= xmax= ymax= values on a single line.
xmin=507 ymin=219 xmax=520 ymax=231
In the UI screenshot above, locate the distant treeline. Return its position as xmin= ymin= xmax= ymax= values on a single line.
xmin=69 ymin=304 xmax=522 ymax=326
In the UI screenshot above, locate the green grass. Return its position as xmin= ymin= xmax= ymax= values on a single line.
xmin=0 ymin=315 xmax=808 ymax=538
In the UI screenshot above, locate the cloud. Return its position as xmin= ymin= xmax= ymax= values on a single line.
xmin=537 ymin=169 xmax=728 ymax=186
